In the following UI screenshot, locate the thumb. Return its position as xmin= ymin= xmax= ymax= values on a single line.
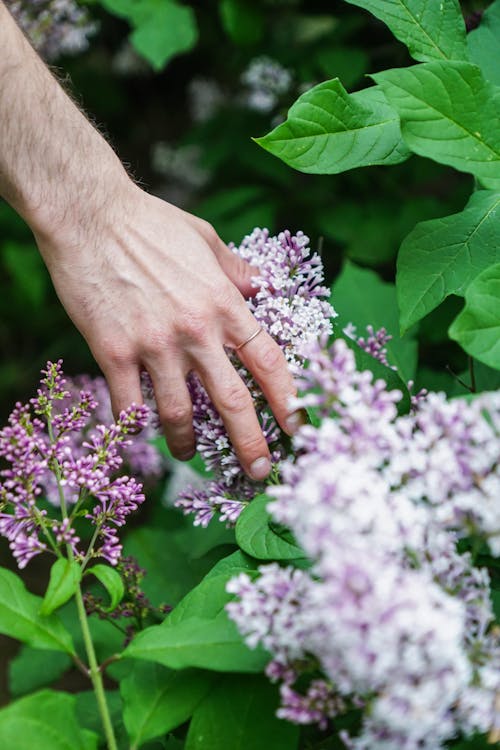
xmin=215 ymin=240 xmax=260 ymax=298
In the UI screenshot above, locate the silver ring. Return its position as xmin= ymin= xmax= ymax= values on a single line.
xmin=235 ymin=327 xmax=263 ymax=351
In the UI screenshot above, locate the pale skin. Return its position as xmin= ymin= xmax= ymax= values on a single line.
xmin=0 ymin=2 xmax=300 ymax=480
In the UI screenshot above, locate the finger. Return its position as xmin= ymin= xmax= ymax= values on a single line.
xmin=213 ymin=238 xmax=259 ymax=299
xmin=198 ymin=352 xmax=272 ymax=480
xmin=100 ymin=363 xmax=144 ymax=421
xmin=185 ymin=214 xmax=259 ymax=298
xmin=146 ymin=361 xmax=196 ymax=461
xmin=230 ymin=325 xmax=300 ymax=436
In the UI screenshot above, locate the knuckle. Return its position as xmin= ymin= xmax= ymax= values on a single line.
xmin=179 ymin=312 xmax=211 ymax=343
xmin=256 ymin=342 xmax=284 ymax=375
xmin=193 ymin=217 xmax=218 ymax=247
xmin=160 ymin=401 xmax=192 ymax=428
xmin=141 ymin=330 xmax=173 ymax=359
xmin=215 ymin=288 xmax=241 ymax=317
xmin=217 ymin=381 xmax=251 ymax=415
xmin=238 ymin=433 xmax=268 ymax=457
xmin=106 ymin=344 xmax=136 ymax=370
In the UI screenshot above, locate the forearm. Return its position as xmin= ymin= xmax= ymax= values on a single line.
xmin=0 ymin=2 xmax=129 ymax=239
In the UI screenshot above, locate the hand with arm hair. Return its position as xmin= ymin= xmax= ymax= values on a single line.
xmin=0 ymin=2 xmax=299 ymax=479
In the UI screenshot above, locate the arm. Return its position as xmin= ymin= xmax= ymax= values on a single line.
xmin=0 ymin=2 xmax=299 ymax=479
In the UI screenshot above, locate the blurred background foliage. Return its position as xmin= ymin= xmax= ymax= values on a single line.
xmin=1 ymin=0 xmax=497 ymax=419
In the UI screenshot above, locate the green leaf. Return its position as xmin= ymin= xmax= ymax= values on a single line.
xmin=121 ymin=663 xmax=214 ymax=748
xmin=124 ymin=554 xmax=267 ymax=672
xmin=449 ymin=263 xmax=500 ymax=369
xmin=123 ymin=526 xmax=232 ymax=608
xmin=201 ymin=549 xmax=259 ymax=580
xmin=9 ymin=646 xmax=71 ymax=698
xmin=373 ymin=62 xmax=500 ymax=187
xmin=219 ymin=0 xmax=264 ymax=45
xmin=40 ymin=558 xmax=82 ymax=616
xmin=100 ymin=0 xmax=198 ymax=71
xmin=235 ymin=494 xmax=305 ymax=560
xmin=333 ymin=261 xmax=418 ymax=382
xmin=124 ymin=613 xmax=267 ymax=672
xmin=467 ymin=0 xmax=500 ymax=87
xmin=84 ymin=564 xmax=124 ymax=611
xmin=345 ymin=0 xmax=468 ymax=62
xmin=0 ymin=690 xmax=98 ymax=750
xmin=255 ymin=80 xmax=410 ymax=174
xmin=397 ymin=190 xmax=500 ymax=331
xmin=0 ymin=567 xmax=75 ymax=654
xmin=185 ymin=674 xmax=299 ymax=750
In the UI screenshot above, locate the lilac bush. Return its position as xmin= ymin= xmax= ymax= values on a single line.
xmin=175 ymin=228 xmax=335 ymax=527
xmin=226 ymin=337 xmax=500 ymax=749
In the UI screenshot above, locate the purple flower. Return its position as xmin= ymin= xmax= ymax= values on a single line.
xmin=226 ymin=339 xmax=500 ymax=748
xmin=174 ymin=228 xmax=335 ymax=526
xmin=0 ymin=362 xmax=150 ymax=568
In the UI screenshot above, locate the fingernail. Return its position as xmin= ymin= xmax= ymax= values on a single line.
xmin=285 ymin=411 xmax=304 ymax=435
xmin=249 ymin=457 xmax=271 ymax=480
xmin=178 ymin=449 xmax=196 ymax=462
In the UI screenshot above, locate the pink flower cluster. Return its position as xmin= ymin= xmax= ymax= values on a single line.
xmin=227 ymin=338 xmax=500 ymax=749
xmin=0 ymin=361 xmax=150 ymax=567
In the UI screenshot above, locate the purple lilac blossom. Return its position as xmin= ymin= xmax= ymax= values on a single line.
xmin=174 ymin=228 xmax=335 ymax=527
xmin=226 ymin=338 xmax=500 ymax=748
xmin=61 ymin=374 xmax=165 ymax=486
xmin=343 ymin=323 xmax=394 ymax=369
xmin=0 ymin=361 xmax=149 ymax=567
xmin=6 ymin=0 xmax=98 ymax=60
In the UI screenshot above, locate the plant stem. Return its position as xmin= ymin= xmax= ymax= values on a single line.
xmin=80 ymin=524 xmax=101 ymax=572
xmin=75 ymin=584 xmax=118 ymax=750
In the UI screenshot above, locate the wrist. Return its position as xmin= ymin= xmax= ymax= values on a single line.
xmin=29 ymin=149 xmax=135 ymax=255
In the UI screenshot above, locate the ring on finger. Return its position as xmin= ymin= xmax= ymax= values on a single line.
xmin=234 ymin=327 xmax=263 ymax=352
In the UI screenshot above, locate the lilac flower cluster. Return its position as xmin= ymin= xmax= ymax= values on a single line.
xmin=0 ymin=361 xmax=149 ymax=568
xmin=6 ymin=0 xmax=97 ymax=60
xmin=175 ymin=228 xmax=335 ymax=527
xmin=60 ymin=374 xmax=165 ymax=485
xmin=227 ymin=338 xmax=500 ymax=749
xmin=241 ymin=57 xmax=292 ymax=112
xmin=343 ymin=322 xmax=394 ymax=369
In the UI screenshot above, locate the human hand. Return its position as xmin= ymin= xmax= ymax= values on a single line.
xmin=34 ymin=179 xmax=298 ymax=480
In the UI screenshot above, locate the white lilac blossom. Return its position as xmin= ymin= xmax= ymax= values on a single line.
xmin=226 ymin=338 xmax=500 ymax=748
xmin=241 ymin=57 xmax=292 ymax=112
xmin=175 ymin=228 xmax=335 ymax=527
xmin=0 ymin=361 xmax=150 ymax=567
xmin=6 ymin=0 xmax=97 ymax=60
xmin=112 ymin=40 xmax=150 ymax=76
xmin=188 ymin=77 xmax=225 ymax=123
